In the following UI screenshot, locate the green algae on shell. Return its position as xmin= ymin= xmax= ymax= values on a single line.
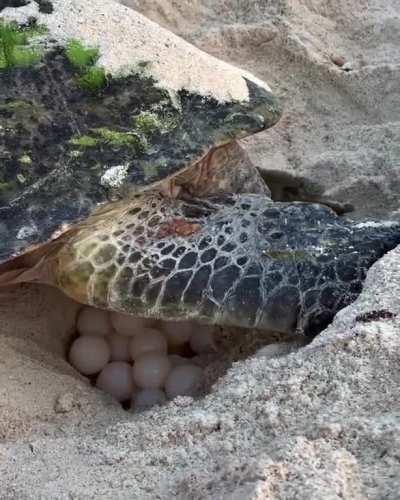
xmin=0 ymin=19 xmax=47 ymax=69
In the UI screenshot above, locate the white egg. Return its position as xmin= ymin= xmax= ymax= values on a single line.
xmin=108 ymin=333 xmax=131 ymax=362
xmin=96 ymin=362 xmax=135 ymax=402
xmin=77 ymin=306 xmax=112 ymax=337
xmin=161 ymin=320 xmax=194 ymax=346
xmin=110 ymin=311 xmax=154 ymax=336
xmin=168 ymin=354 xmax=190 ymax=367
xmin=132 ymin=388 xmax=166 ymax=411
xmin=132 ymin=352 xmax=171 ymax=389
xmin=129 ymin=328 xmax=167 ymax=360
xmin=165 ymin=364 xmax=203 ymax=399
xmin=69 ymin=336 xmax=110 ymax=375
xmin=189 ymin=325 xmax=217 ymax=354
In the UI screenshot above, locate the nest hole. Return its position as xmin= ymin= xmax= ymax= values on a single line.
xmin=0 ymin=282 xmax=307 ymax=425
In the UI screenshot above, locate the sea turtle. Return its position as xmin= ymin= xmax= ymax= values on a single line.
xmin=0 ymin=0 xmax=399 ymax=338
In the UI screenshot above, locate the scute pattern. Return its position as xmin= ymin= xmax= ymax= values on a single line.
xmin=55 ymin=194 xmax=400 ymax=335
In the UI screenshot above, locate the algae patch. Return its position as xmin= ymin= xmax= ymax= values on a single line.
xmin=69 ymin=128 xmax=147 ymax=153
xmin=0 ymin=20 xmax=45 ymax=69
xmin=93 ymin=128 xmax=145 ymax=150
xmin=77 ymin=66 xmax=107 ymax=92
xmin=69 ymin=135 xmax=100 ymax=148
xmin=18 ymin=154 xmax=32 ymax=165
xmin=0 ymin=100 xmax=34 ymax=112
xmin=0 ymin=181 xmax=13 ymax=194
xmin=133 ymin=112 xmax=163 ymax=135
xmin=65 ymin=39 xmax=107 ymax=93
xmin=66 ymin=39 xmax=100 ymax=70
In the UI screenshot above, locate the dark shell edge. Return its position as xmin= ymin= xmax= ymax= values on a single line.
xmin=0 ymin=48 xmax=281 ymax=263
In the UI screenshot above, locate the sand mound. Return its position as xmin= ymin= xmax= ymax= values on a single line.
xmin=1 ymin=0 xmax=399 ymax=498
xmin=123 ymin=0 xmax=400 ymax=219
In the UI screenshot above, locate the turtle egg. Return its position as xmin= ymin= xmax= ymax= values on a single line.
xmin=77 ymin=306 xmax=112 ymax=337
xmin=129 ymin=328 xmax=167 ymax=360
xmin=189 ymin=325 xmax=217 ymax=354
xmin=110 ymin=311 xmax=154 ymax=336
xmin=165 ymin=364 xmax=203 ymax=399
xmin=69 ymin=336 xmax=110 ymax=375
xmin=132 ymin=388 xmax=166 ymax=411
xmin=96 ymin=362 xmax=135 ymax=402
xmin=168 ymin=354 xmax=190 ymax=367
xmin=132 ymin=352 xmax=171 ymax=389
xmin=108 ymin=334 xmax=131 ymax=362
xmin=161 ymin=320 xmax=194 ymax=346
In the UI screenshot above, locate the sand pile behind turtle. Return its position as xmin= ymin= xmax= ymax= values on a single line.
xmin=122 ymin=0 xmax=400 ymax=220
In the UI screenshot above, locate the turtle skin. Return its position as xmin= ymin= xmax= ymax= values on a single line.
xmin=54 ymin=192 xmax=400 ymax=336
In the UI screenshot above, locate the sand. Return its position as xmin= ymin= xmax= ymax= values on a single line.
xmin=3 ymin=0 xmax=271 ymax=102
xmin=122 ymin=0 xmax=400 ymax=219
xmin=0 ymin=0 xmax=400 ymax=498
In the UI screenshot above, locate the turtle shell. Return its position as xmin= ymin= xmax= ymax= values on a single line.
xmin=0 ymin=0 xmax=281 ymax=264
